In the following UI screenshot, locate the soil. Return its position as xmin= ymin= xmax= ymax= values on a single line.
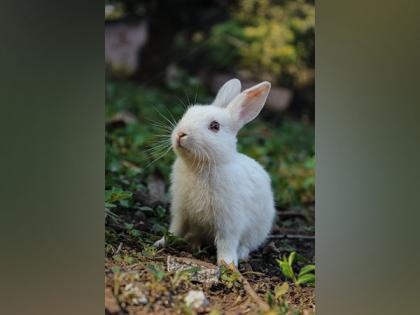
xmin=105 ymin=207 xmax=315 ymax=315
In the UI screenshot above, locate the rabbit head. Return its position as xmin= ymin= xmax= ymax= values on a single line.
xmin=172 ymin=79 xmax=271 ymax=164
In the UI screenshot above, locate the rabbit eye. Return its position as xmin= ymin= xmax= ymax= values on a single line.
xmin=209 ymin=120 xmax=220 ymax=132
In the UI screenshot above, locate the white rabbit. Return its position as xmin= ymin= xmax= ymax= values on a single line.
xmin=154 ymin=78 xmax=276 ymax=266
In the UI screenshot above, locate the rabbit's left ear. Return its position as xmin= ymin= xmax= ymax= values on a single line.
xmin=212 ymin=78 xmax=241 ymax=108
xmin=227 ymin=81 xmax=271 ymax=130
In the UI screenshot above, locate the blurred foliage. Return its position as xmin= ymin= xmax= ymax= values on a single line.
xmin=106 ymin=0 xmax=314 ymax=91
xmin=105 ymin=1 xmax=125 ymax=21
xmin=200 ymin=0 xmax=314 ymax=87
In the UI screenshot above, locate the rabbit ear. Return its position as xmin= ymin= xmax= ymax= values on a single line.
xmin=212 ymin=78 xmax=242 ymax=108
xmin=227 ymin=81 xmax=271 ymax=129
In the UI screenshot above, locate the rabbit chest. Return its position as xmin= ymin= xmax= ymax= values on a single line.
xmin=171 ymin=161 xmax=234 ymax=233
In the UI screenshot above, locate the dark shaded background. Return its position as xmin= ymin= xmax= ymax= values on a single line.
xmin=106 ymin=0 xmax=315 ymax=118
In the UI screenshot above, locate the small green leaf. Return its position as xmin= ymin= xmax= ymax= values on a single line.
xmin=220 ymin=264 xmax=241 ymax=289
xmin=129 ymin=229 xmax=141 ymax=237
xmin=105 ymin=189 xmax=133 ymax=203
xmin=274 ymin=282 xmax=289 ymax=300
xmin=124 ymin=255 xmax=136 ymax=264
xmin=124 ymin=223 xmax=134 ymax=230
xmin=288 ymin=251 xmax=297 ymax=266
xmin=139 ymin=206 xmax=153 ymax=212
xmin=298 ymin=264 xmax=315 ymax=277
xmin=119 ymin=199 xmax=130 ymax=207
xmin=279 ymin=260 xmax=294 ymax=280
xmin=111 ymin=266 xmax=120 ymax=273
xmin=183 ymin=267 xmax=201 ymax=274
xmin=155 ymin=205 xmax=166 ymax=218
xmin=147 ymin=264 xmax=166 ymax=281
xmin=105 ymin=202 xmax=117 ymax=208
xmin=266 ymin=291 xmax=274 ymax=307
xmin=141 ymin=245 xmax=158 ymax=257
xmin=297 ymin=273 xmax=315 ymax=285
xmin=295 ymin=252 xmax=309 ymax=263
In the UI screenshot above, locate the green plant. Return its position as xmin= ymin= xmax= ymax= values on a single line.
xmin=147 ymin=264 xmax=166 ymax=282
xmin=277 ymin=251 xmax=315 ymax=288
xmin=219 ymin=264 xmax=241 ymax=289
xmin=105 ymin=188 xmax=133 ymax=209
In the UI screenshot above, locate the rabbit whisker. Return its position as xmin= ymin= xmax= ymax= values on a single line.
xmin=145 ymin=145 xmax=172 ymax=168
xmin=183 ymin=88 xmax=191 ymax=107
xmin=164 ymin=107 xmax=178 ymax=127
xmin=144 ymin=142 xmax=171 ymax=154
xmin=175 ymin=95 xmax=188 ymax=110
xmin=148 ymin=119 xmax=174 ymax=131
xmin=149 ymin=121 xmax=173 ymax=130
xmin=194 ymin=85 xmax=198 ymax=105
xmin=153 ymin=106 xmax=176 ymax=129
xmin=146 ymin=116 xmax=173 ymax=127
xmin=152 ymin=134 xmax=172 ymax=139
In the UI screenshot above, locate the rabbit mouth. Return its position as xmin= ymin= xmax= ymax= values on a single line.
xmin=174 ymin=142 xmax=191 ymax=153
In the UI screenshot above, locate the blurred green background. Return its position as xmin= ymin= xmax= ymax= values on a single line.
xmin=105 ymin=0 xmax=314 ymax=240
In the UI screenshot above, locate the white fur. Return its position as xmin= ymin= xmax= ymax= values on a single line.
xmin=154 ymin=79 xmax=276 ymax=266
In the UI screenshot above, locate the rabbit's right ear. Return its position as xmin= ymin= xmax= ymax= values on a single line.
xmin=227 ymin=81 xmax=271 ymax=131
xmin=212 ymin=78 xmax=241 ymax=108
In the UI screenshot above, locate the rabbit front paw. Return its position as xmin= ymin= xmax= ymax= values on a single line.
xmin=217 ymin=257 xmax=238 ymax=267
xmin=153 ymin=237 xmax=165 ymax=248
xmin=216 ymin=238 xmax=239 ymax=267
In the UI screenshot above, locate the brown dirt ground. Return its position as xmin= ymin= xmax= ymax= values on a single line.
xmin=105 ymin=209 xmax=315 ymax=315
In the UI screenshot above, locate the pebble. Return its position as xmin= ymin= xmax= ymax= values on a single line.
xmin=184 ymin=290 xmax=209 ymax=308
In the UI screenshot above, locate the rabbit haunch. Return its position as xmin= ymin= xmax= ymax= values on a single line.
xmin=154 ymin=78 xmax=276 ymax=266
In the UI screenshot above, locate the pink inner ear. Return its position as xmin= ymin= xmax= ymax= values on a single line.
xmin=246 ymin=86 xmax=266 ymax=99
xmin=239 ymin=85 xmax=269 ymax=121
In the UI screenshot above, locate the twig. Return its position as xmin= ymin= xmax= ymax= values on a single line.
xmin=278 ymin=211 xmax=309 ymax=220
xmin=167 ymin=256 xmax=217 ymax=269
xmin=238 ymin=269 xmax=270 ymax=311
xmin=223 ymin=262 xmax=270 ymax=312
xmin=115 ymin=242 xmax=123 ymax=255
xmin=241 ymin=271 xmax=266 ymax=276
xmin=269 ymin=234 xmax=315 ymax=240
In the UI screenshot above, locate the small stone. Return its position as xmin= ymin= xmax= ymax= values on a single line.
xmin=121 ymin=283 xmax=148 ymax=305
xmin=110 ymin=111 xmax=138 ymax=124
xmin=147 ymin=174 xmax=167 ymax=205
xmin=167 ymin=256 xmax=219 ymax=284
xmin=184 ymin=290 xmax=209 ymax=309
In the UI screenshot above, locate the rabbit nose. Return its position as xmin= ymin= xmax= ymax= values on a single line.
xmin=176 ymin=131 xmax=187 ymax=146
xmin=177 ymin=131 xmax=187 ymax=139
